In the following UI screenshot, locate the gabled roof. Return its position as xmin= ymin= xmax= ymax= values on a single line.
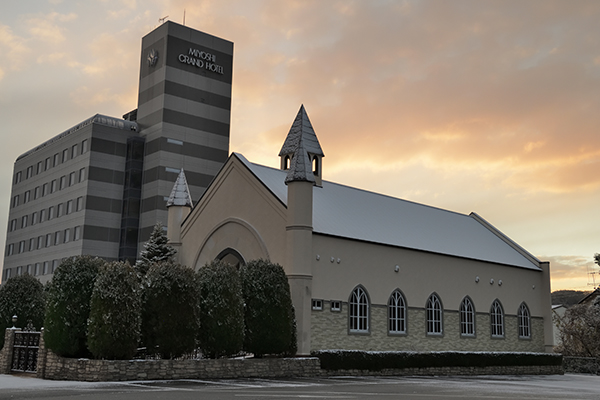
xmin=278 ymin=105 xmax=324 ymax=157
xmin=233 ymin=153 xmax=541 ymax=271
xmin=167 ymin=170 xmax=193 ymax=207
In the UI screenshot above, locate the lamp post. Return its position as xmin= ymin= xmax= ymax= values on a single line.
xmin=11 ymin=315 xmax=17 ymax=329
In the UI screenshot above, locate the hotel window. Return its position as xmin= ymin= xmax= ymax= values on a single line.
xmin=57 ymin=203 xmax=64 ymax=218
xmin=42 ymin=183 xmax=48 ymax=197
xmin=12 ymin=195 xmax=19 ymax=208
xmin=62 ymin=148 xmax=68 ymax=163
xmin=43 ymin=261 xmax=50 ymax=275
xmin=349 ymin=285 xmax=369 ymax=333
xmin=311 ymin=299 xmax=323 ymax=311
xmin=5 ymin=268 xmax=12 ymax=279
xmin=15 ymin=171 xmax=22 ymax=184
xmin=51 ymin=179 xmax=57 ymax=193
xmin=34 ymin=186 xmax=40 ymax=200
xmin=518 ymin=303 xmax=531 ymax=339
xmin=29 ymin=238 xmax=35 ymax=251
xmin=21 ymin=215 xmax=28 ymax=228
xmin=6 ymin=244 xmax=14 ymax=256
xmin=66 ymin=200 xmax=73 ymax=215
xmin=71 ymin=144 xmax=78 ymax=159
xmin=45 ymin=157 xmax=51 ymax=171
xmin=490 ymin=300 xmax=504 ymax=338
xmin=74 ymin=226 xmax=81 ymax=241
xmin=24 ymin=190 xmax=30 ymax=203
xmin=59 ymin=176 xmax=66 ymax=190
xmin=426 ymin=293 xmax=443 ymax=335
xmin=26 ymin=166 xmax=33 ymax=179
xmin=32 ymin=212 xmax=38 ymax=225
xmin=388 ymin=289 xmax=407 ymax=334
xmin=37 ymin=161 xmax=43 ymax=174
xmin=26 ymin=264 xmax=32 ymax=275
xmin=76 ymin=197 xmax=84 ymax=211
xmin=35 ymin=263 xmax=41 ymax=276
xmin=9 ymin=219 xmax=17 ymax=232
xmin=52 ymin=260 xmax=59 ymax=273
xmin=16 ymin=266 xmax=23 ymax=276
xmin=79 ymin=167 xmax=85 ymax=182
xmin=37 ymin=236 xmax=43 ymax=249
xmin=69 ymin=171 xmax=76 ymax=186
xmin=55 ymin=231 xmax=61 ymax=245
xmin=82 ymin=139 xmax=88 ymax=154
xmin=64 ymin=228 xmax=71 ymax=243
xmin=460 ymin=296 xmax=475 ymax=337
xmin=53 ymin=153 xmax=59 ymax=167
xmin=40 ymin=209 xmax=46 ymax=222
xmin=49 ymin=206 xmax=55 ymax=220
xmin=18 ymin=241 xmax=25 ymax=254
xmin=46 ymin=233 xmax=53 ymax=247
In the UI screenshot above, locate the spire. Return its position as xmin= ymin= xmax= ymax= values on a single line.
xmin=166 ymin=170 xmax=193 ymax=207
xmin=279 ymin=105 xmax=324 ymax=158
xmin=285 ymin=135 xmax=316 ymax=184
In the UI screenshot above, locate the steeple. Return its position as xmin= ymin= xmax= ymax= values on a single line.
xmin=166 ymin=170 xmax=193 ymax=208
xmin=279 ymin=105 xmax=324 ymax=186
xmin=166 ymin=170 xmax=193 ymax=260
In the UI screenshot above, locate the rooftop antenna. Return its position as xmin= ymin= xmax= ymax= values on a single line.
xmin=588 ymin=262 xmax=599 ymax=289
xmin=159 ymin=15 xmax=169 ymax=24
xmin=183 ymin=9 xmax=186 ymax=26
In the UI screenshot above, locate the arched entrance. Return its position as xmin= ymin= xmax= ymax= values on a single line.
xmin=216 ymin=247 xmax=246 ymax=269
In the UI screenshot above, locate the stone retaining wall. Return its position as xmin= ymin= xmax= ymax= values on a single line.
xmin=563 ymin=357 xmax=600 ymax=375
xmin=322 ymin=364 xmax=563 ymax=376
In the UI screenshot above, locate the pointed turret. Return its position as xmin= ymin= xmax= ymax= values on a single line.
xmin=279 ymin=105 xmax=324 ymax=186
xmin=166 ymin=170 xmax=193 ymax=260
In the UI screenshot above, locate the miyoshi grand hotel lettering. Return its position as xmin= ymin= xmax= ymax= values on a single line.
xmin=178 ymin=48 xmax=224 ymax=74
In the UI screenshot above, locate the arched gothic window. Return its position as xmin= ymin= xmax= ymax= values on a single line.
xmin=459 ymin=296 xmax=475 ymax=337
xmin=518 ymin=302 xmax=531 ymax=339
xmin=388 ymin=290 xmax=406 ymax=334
xmin=490 ymin=299 xmax=504 ymax=338
xmin=426 ymin=293 xmax=443 ymax=335
xmin=349 ymin=286 xmax=369 ymax=333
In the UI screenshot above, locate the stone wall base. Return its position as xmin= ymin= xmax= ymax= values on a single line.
xmin=323 ymin=364 xmax=563 ymax=376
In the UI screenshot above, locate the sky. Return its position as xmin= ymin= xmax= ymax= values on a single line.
xmin=0 ymin=0 xmax=598 ymax=292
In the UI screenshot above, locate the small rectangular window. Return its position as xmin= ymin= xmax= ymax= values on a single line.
xmin=74 ymin=226 xmax=81 ymax=241
xmin=59 ymin=176 xmax=66 ymax=190
xmin=18 ymin=241 xmax=25 ymax=254
xmin=34 ymin=263 xmax=41 ymax=276
xmin=45 ymin=157 xmax=51 ymax=171
xmin=9 ymin=219 xmax=17 ymax=232
xmin=53 ymin=153 xmax=59 ymax=167
xmin=71 ymin=144 xmax=78 ymax=159
xmin=64 ymin=228 xmax=71 ymax=243
xmin=79 ymin=167 xmax=85 ymax=182
xmin=43 ymin=261 xmax=49 ymax=275
xmin=165 ymin=167 xmax=181 ymax=174
xmin=57 ymin=203 xmax=64 ymax=217
xmin=5 ymin=268 xmax=12 ymax=279
xmin=55 ymin=231 xmax=61 ymax=245
xmin=52 ymin=260 xmax=59 ymax=273
xmin=62 ymin=149 xmax=68 ymax=163
xmin=34 ymin=186 xmax=40 ymax=200
xmin=26 ymin=166 xmax=33 ymax=179
xmin=37 ymin=161 xmax=43 ymax=175
xmin=46 ymin=233 xmax=52 ymax=247
xmin=331 ymin=301 xmax=342 ymax=312
xmin=12 ymin=195 xmax=19 ymax=208
xmin=76 ymin=196 xmax=83 ymax=211
xmin=40 ymin=209 xmax=46 ymax=222
xmin=21 ymin=215 xmax=28 ymax=228
xmin=15 ymin=171 xmax=22 ymax=184
xmin=29 ymin=238 xmax=35 ymax=251
xmin=167 ymin=138 xmax=184 ymax=145
xmin=69 ymin=171 xmax=76 ymax=186
xmin=82 ymin=139 xmax=88 ymax=154
xmin=49 ymin=206 xmax=55 ymax=220
xmin=26 ymin=265 xmax=32 ymax=275
xmin=24 ymin=190 xmax=30 ymax=203
xmin=66 ymin=200 xmax=73 ymax=215
xmin=7 ymin=244 xmax=14 ymax=256
xmin=51 ymin=179 xmax=57 ymax=193
xmin=37 ymin=236 xmax=43 ymax=249
xmin=42 ymin=183 xmax=48 ymax=197
xmin=312 ymin=299 xmax=323 ymax=311
xmin=16 ymin=266 xmax=23 ymax=276
xmin=31 ymin=212 xmax=37 ymax=225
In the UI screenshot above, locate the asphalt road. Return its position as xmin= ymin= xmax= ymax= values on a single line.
xmin=0 ymin=374 xmax=599 ymax=399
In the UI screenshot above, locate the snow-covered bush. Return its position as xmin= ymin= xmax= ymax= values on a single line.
xmin=240 ymin=259 xmax=297 ymax=357
xmin=197 ymin=260 xmax=244 ymax=358
xmin=141 ymin=262 xmax=200 ymax=358
xmin=87 ymin=261 xmax=141 ymax=360
xmin=44 ymin=256 xmax=104 ymax=357
xmin=136 ymin=222 xmax=176 ymax=276
xmin=0 ymin=274 xmax=45 ymax=349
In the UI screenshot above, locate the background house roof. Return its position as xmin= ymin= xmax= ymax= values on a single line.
xmin=234 ymin=153 xmax=541 ymax=271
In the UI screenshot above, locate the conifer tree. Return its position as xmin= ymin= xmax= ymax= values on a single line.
xmin=136 ymin=222 xmax=176 ymax=276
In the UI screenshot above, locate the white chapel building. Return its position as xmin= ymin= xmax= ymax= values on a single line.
xmin=166 ymin=105 xmax=554 ymax=355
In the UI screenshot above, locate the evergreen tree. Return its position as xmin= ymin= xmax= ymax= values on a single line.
xmin=136 ymin=222 xmax=176 ymax=276
xmin=87 ymin=261 xmax=141 ymax=360
xmin=141 ymin=261 xmax=200 ymax=358
xmin=44 ymin=256 xmax=104 ymax=358
xmin=0 ymin=274 xmax=45 ymax=349
xmin=197 ymin=260 xmax=244 ymax=358
xmin=240 ymin=259 xmax=297 ymax=357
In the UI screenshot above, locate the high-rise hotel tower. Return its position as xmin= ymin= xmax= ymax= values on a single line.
xmin=2 ymin=22 xmax=233 ymax=283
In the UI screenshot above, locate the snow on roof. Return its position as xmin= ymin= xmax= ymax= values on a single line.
xmin=234 ymin=153 xmax=541 ymax=271
xmin=167 ymin=170 xmax=193 ymax=207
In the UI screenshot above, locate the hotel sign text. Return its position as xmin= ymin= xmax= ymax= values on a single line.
xmin=178 ymin=48 xmax=224 ymax=75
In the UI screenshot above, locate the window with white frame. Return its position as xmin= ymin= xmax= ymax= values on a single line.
xmin=426 ymin=293 xmax=443 ymax=335
xmin=349 ymin=286 xmax=369 ymax=333
xmin=331 ymin=300 xmax=341 ymax=312
xmin=460 ymin=296 xmax=475 ymax=336
xmin=388 ymin=289 xmax=407 ymax=334
xmin=490 ymin=300 xmax=504 ymax=338
xmin=311 ymin=299 xmax=323 ymax=311
xmin=518 ymin=302 xmax=531 ymax=339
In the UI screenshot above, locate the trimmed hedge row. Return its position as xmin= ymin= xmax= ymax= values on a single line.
xmin=312 ymin=350 xmax=563 ymax=371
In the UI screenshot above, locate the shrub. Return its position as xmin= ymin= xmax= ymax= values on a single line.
xmin=136 ymin=222 xmax=176 ymax=276
xmin=240 ymin=259 xmax=296 ymax=357
xmin=0 ymin=274 xmax=45 ymax=349
xmin=44 ymin=256 xmax=104 ymax=357
xmin=197 ymin=260 xmax=244 ymax=358
xmin=141 ymin=262 xmax=200 ymax=358
xmin=556 ymin=299 xmax=600 ymax=358
xmin=87 ymin=261 xmax=141 ymax=360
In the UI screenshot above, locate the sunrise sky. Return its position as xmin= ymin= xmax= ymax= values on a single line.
xmin=0 ymin=0 xmax=598 ymax=291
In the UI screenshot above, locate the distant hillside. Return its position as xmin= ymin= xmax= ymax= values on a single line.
xmin=551 ymin=290 xmax=591 ymax=307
